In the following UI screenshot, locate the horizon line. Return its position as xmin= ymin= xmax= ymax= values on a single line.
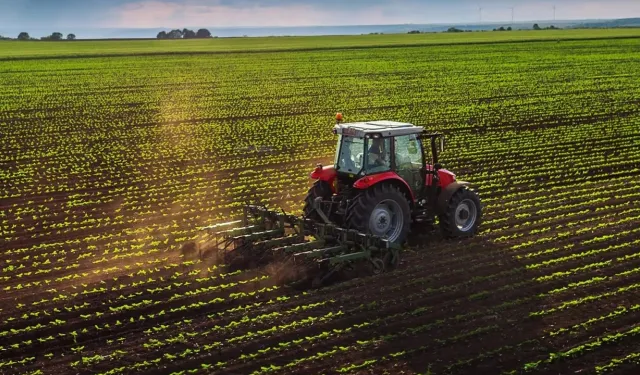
xmin=87 ymin=18 xmax=622 ymax=29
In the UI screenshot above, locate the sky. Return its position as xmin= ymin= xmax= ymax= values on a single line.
xmin=1 ymin=0 xmax=640 ymax=29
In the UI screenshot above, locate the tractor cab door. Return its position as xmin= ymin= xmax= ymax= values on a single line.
xmin=393 ymin=134 xmax=424 ymax=196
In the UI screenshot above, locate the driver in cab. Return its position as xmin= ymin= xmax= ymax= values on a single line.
xmin=367 ymin=137 xmax=389 ymax=171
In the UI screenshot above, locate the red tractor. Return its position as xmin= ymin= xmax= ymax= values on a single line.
xmin=303 ymin=113 xmax=482 ymax=244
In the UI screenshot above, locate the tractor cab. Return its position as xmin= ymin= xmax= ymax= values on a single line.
xmin=306 ymin=113 xmax=480 ymax=245
xmin=330 ymin=117 xmax=447 ymax=199
xmin=333 ymin=120 xmax=419 ymax=175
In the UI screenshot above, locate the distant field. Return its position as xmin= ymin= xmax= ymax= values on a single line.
xmin=1 ymin=31 xmax=640 ymax=375
xmin=0 ymin=28 xmax=639 ymax=58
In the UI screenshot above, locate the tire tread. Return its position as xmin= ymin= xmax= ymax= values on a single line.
xmin=439 ymin=187 xmax=482 ymax=238
xmin=345 ymin=183 xmax=412 ymax=244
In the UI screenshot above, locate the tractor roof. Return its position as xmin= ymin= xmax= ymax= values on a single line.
xmin=334 ymin=120 xmax=424 ymax=138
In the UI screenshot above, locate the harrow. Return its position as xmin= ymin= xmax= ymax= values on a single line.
xmin=195 ymin=204 xmax=402 ymax=287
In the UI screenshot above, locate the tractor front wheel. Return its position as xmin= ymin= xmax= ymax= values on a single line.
xmin=346 ymin=183 xmax=412 ymax=244
xmin=439 ymin=187 xmax=482 ymax=238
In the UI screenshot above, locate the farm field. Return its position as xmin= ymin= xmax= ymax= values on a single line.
xmin=1 ymin=31 xmax=640 ymax=375
xmin=1 ymin=28 xmax=640 ymax=59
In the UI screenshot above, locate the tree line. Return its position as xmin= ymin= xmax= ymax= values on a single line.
xmin=408 ymin=24 xmax=561 ymax=34
xmin=0 ymin=32 xmax=76 ymax=40
xmin=157 ymin=28 xmax=214 ymax=39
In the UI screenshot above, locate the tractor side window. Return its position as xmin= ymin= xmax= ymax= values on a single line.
xmin=366 ymin=137 xmax=391 ymax=174
xmin=336 ymin=136 xmax=365 ymax=174
xmin=394 ymin=134 xmax=422 ymax=168
xmin=394 ymin=134 xmax=423 ymax=193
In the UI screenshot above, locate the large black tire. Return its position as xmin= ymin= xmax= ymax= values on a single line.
xmin=303 ymin=180 xmax=333 ymax=220
xmin=345 ymin=183 xmax=412 ymax=245
xmin=439 ymin=187 xmax=482 ymax=239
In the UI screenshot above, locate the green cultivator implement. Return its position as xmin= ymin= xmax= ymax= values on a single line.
xmin=196 ymin=205 xmax=402 ymax=287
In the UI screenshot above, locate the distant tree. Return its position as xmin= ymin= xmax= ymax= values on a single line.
xmin=167 ymin=29 xmax=183 ymax=38
xmin=446 ymin=27 xmax=463 ymax=32
xmin=507 ymin=26 xmax=512 ymax=31
xmin=196 ymin=28 xmax=212 ymax=38
xmin=17 ymin=32 xmax=30 ymax=40
xmin=157 ymin=31 xmax=167 ymax=39
xmin=498 ymin=26 xmax=506 ymax=31
xmin=67 ymin=33 xmax=76 ymax=40
xmin=408 ymin=30 xmax=421 ymax=34
xmin=533 ymin=23 xmax=541 ymax=30
xmin=182 ymin=28 xmax=196 ymax=38
xmin=41 ymin=32 xmax=63 ymax=40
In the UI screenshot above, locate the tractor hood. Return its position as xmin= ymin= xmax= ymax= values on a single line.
xmin=310 ymin=164 xmax=337 ymax=181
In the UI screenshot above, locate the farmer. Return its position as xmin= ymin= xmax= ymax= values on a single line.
xmin=367 ymin=137 xmax=389 ymax=169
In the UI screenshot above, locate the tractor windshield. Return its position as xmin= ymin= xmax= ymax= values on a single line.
xmin=335 ymin=135 xmax=365 ymax=174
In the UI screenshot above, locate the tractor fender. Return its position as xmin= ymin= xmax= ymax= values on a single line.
xmin=310 ymin=164 xmax=337 ymax=183
xmin=353 ymin=171 xmax=415 ymax=203
xmin=437 ymin=168 xmax=456 ymax=188
xmin=436 ymin=181 xmax=471 ymax=215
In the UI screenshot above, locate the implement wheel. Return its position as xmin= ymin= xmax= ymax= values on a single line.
xmin=439 ymin=187 xmax=482 ymax=238
xmin=346 ymin=183 xmax=412 ymax=244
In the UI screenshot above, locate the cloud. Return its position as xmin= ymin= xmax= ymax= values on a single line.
xmin=107 ymin=0 xmax=412 ymax=27
xmin=567 ymin=0 xmax=640 ymax=20
xmin=113 ymin=1 xmax=182 ymax=27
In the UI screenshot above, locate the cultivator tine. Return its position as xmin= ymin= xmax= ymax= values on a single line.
xmin=199 ymin=219 xmax=243 ymax=231
xmin=214 ymin=225 xmax=259 ymax=238
xmin=293 ymin=245 xmax=348 ymax=260
xmin=254 ymin=235 xmax=304 ymax=250
xmin=275 ymin=240 xmax=327 ymax=255
xmin=197 ymin=220 xmax=261 ymax=255
xmin=233 ymin=228 xmax=285 ymax=243
xmin=327 ymin=250 xmax=370 ymax=264
xmin=195 ymin=204 xmax=309 ymax=263
xmin=248 ymin=235 xmax=307 ymax=264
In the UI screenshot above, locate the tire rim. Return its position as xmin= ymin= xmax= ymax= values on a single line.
xmin=369 ymin=199 xmax=403 ymax=242
xmin=455 ymin=199 xmax=477 ymax=232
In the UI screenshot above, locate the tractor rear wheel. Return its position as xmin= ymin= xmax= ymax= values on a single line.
xmin=439 ymin=187 xmax=482 ymax=238
xmin=303 ymin=180 xmax=333 ymax=221
xmin=346 ymin=183 xmax=412 ymax=244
